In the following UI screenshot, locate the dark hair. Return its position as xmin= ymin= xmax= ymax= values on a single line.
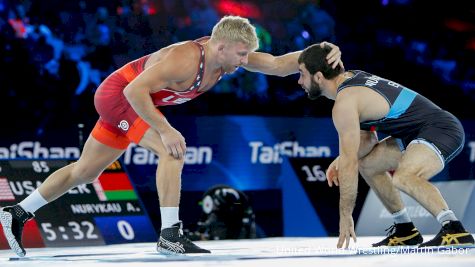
xmin=298 ymin=43 xmax=343 ymax=79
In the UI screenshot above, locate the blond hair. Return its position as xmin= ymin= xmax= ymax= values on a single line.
xmin=211 ymin=16 xmax=259 ymax=51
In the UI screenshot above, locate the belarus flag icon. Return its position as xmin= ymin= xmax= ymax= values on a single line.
xmin=93 ymin=173 xmax=138 ymax=201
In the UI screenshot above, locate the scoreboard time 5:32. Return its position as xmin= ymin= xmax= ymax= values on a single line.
xmin=0 ymin=160 xmax=157 ymax=249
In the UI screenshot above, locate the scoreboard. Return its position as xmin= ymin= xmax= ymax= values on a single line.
xmin=0 ymin=160 xmax=157 ymax=249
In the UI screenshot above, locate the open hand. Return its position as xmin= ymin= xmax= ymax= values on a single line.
xmin=337 ymin=215 xmax=357 ymax=249
xmin=321 ymin=42 xmax=344 ymax=70
xmin=159 ymin=127 xmax=186 ymax=159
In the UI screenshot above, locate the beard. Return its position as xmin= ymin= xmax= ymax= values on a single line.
xmin=306 ymin=79 xmax=322 ymax=100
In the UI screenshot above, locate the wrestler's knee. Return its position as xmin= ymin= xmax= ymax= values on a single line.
xmin=159 ymin=152 xmax=186 ymax=167
xmin=358 ymin=153 xmax=379 ymax=178
xmin=392 ymin=168 xmax=419 ymax=191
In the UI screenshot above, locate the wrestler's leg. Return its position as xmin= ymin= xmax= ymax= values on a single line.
xmin=38 ymin=135 xmax=125 ymax=202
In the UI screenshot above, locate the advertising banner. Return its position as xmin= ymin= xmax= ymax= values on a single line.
xmin=1 ymin=116 xmax=474 ymax=239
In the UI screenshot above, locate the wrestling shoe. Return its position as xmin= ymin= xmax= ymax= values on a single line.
xmin=419 ymin=220 xmax=474 ymax=247
xmin=372 ymin=222 xmax=423 ymax=247
xmin=0 ymin=205 xmax=34 ymax=257
xmin=157 ymin=221 xmax=210 ymax=254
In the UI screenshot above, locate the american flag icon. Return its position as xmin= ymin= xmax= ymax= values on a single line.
xmin=0 ymin=177 xmax=15 ymax=201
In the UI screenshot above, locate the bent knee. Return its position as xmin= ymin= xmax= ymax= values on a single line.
xmin=392 ymin=172 xmax=408 ymax=190
xmin=392 ymin=169 xmax=429 ymax=190
xmin=358 ymin=157 xmax=370 ymax=173
xmin=156 ymin=152 xmax=186 ymax=165
xmin=358 ymin=156 xmax=379 ymax=177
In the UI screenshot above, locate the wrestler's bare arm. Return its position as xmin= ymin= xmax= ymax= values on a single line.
xmin=332 ymin=94 xmax=361 ymax=248
xmin=123 ymin=46 xmax=195 ymax=134
xmin=244 ymin=51 xmax=301 ymax=77
xmin=332 ymin=95 xmax=360 ymax=217
xmin=244 ymin=42 xmax=343 ymax=76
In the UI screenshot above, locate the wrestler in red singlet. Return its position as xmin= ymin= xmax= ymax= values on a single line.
xmin=92 ymin=39 xmax=222 ymax=149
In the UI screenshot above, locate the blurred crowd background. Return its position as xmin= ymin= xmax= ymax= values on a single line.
xmin=1 ymin=0 xmax=474 ymax=137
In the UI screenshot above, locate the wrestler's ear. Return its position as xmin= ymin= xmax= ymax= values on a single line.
xmin=217 ymin=42 xmax=226 ymax=52
xmin=315 ymin=71 xmax=324 ymax=82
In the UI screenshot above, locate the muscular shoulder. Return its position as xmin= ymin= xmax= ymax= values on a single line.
xmin=335 ymin=85 xmax=389 ymax=122
xmin=336 ymin=85 xmax=377 ymax=108
xmin=335 ymin=87 xmax=359 ymax=107
xmin=150 ymin=41 xmax=202 ymax=82
xmin=332 ymin=88 xmax=361 ymax=134
xmin=332 ymin=87 xmax=358 ymax=117
xmin=165 ymin=41 xmax=201 ymax=65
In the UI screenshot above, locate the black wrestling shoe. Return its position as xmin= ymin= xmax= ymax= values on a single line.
xmin=157 ymin=221 xmax=210 ymax=254
xmin=0 ymin=205 xmax=34 ymax=257
xmin=419 ymin=220 xmax=474 ymax=247
xmin=372 ymin=222 xmax=423 ymax=247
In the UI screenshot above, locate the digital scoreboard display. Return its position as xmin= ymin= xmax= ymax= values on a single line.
xmin=0 ymin=160 xmax=157 ymax=249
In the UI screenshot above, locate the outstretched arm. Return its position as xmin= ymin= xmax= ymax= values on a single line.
xmin=243 ymin=42 xmax=343 ymax=77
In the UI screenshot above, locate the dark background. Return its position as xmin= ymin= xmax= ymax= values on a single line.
xmin=0 ymin=0 xmax=474 ymax=239
xmin=1 ymin=0 xmax=474 ymax=138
